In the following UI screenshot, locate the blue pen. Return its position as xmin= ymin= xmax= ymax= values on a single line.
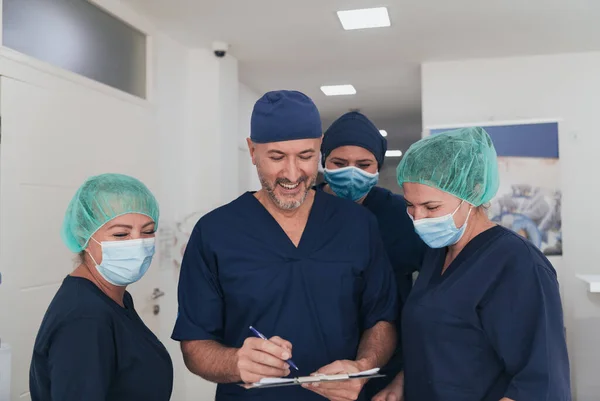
xmin=249 ymin=326 xmax=299 ymax=371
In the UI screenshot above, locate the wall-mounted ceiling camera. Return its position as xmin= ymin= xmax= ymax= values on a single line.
xmin=212 ymin=41 xmax=229 ymax=58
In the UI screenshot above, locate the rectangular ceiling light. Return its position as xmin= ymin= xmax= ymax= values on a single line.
xmin=379 ymin=130 xmax=388 ymax=137
xmin=386 ymin=150 xmax=403 ymax=157
xmin=320 ymin=84 xmax=357 ymax=96
xmin=337 ymin=7 xmax=391 ymax=31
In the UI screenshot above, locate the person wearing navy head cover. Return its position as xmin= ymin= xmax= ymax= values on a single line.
xmin=318 ymin=111 xmax=427 ymax=399
xmin=172 ymin=90 xmax=398 ymax=401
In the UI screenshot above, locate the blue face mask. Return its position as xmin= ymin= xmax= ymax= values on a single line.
xmin=409 ymin=201 xmax=472 ymax=248
xmin=89 ymin=237 xmax=155 ymax=286
xmin=323 ymin=166 xmax=379 ymax=202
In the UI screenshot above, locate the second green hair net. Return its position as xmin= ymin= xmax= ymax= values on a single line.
xmin=61 ymin=173 xmax=160 ymax=253
xmin=396 ymin=127 xmax=500 ymax=206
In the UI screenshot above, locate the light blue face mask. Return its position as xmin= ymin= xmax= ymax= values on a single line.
xmin=88 ymin=237 xmax=155 ymax=286
xmin=409 ymin=201 xmax=473 ymax=248
xmin=323 ymin=166 xmax=379 ymax=202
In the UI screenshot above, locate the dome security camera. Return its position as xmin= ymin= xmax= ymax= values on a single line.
xmin=212 ymin=41 xmax=229 ymax=58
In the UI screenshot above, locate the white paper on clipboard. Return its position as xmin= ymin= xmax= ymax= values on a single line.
xmin=240 ymin=368 xmax=384 ymax=389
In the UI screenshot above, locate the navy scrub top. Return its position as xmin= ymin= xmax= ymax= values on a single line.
xmin=317 ymin=184 xmax=427 ymax=301
xmin=359 ymin=186 xmax=427 ymax=396
xmin=316 ymin=183 xmax=427 ymax=397
xmin=403 ymin=226 xmax=571 ymax=401
xmin=172 ymin=190 xmax=397 ymax=401
xmin=30 ymin=276 xmax=173 ymax=401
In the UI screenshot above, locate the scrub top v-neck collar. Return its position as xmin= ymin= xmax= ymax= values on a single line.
xmin=428 ymin=225 xmax=504 ymax=286
xmin=243 ymin=189 xmax=325 ymax=255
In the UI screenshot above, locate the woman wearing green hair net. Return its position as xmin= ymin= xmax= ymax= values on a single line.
xmin=29 ymin=173 xmax=173 ymax=401
xmin=373 ymin=127 xmax=570 ymax=401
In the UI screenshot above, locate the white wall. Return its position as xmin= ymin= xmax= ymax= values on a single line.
xmin=153 ymin=33 xmax=189 ymax=233
xmin=238 ymin=83 xmax=261 ymax=193
xmin=179 ymin=49 xmax=239 ymax=214
xmin=422 ymin=51 xmax=600 ymax=401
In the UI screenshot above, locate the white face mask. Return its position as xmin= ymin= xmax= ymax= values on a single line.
xmin=87 ymin=237 xmax=155 ymax=286
xmin=408 ymin=201 xmax=473 ymax=248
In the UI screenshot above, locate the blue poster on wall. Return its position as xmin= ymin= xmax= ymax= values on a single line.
xmin=430 ymin=122 xmax=561 ymax=256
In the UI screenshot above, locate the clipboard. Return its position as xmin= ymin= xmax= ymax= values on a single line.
xmin=239 ymin=368 xmax=385 ymax=389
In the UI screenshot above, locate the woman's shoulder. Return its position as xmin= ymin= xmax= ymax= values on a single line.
xmin=46 ymin=276 xmax=119 ymax=324
xmin=488 ymin=226 xmax=558 ymax=279
xmin=34 ymin=276 xmax=119 ymax=352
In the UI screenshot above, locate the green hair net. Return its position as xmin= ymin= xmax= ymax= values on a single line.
xmin=61 ymin=173 xmax=160 ymax=253
xmin=396 ymin=127 xmax=500 ymax=206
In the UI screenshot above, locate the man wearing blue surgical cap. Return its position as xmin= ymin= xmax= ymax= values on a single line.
xmin=318 ymin=111 xmax=427 ymax=399
xmin=172 ymin=91 xmax=398 ymax=401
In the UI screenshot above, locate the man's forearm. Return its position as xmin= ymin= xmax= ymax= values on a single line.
xmin=181 ymin=340 xmax=240 ymax=383
xmin=356 ymin=321 xmax=396 ymax=370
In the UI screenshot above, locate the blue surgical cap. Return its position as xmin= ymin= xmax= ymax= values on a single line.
xmin=250 ymin=90 xmax=322 ymax=143
xmin=321 ymin=112 xmax=387 ymax=169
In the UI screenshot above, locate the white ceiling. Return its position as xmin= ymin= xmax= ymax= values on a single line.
xmin=123 ymin=0 xmax=600 ymax=123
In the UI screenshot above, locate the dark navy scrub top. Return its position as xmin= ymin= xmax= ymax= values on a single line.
xmin=30 ymin=276 xmax=173 ymax=401
xmin=403 ymin=226 xmax=571 ymax=401
xmin=172 ymin=190 xmax=397 ymax=401
xmin=317 ymin=184 xmax=427 ymax=302
xmin=359 ymin=186 xmax=427 ymax=397
xmin=316 ymin=183 xmax=427 ymax=398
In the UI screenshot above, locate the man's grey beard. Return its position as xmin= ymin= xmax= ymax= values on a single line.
xmin=257 ymin=167 xmax=316 ymax=211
